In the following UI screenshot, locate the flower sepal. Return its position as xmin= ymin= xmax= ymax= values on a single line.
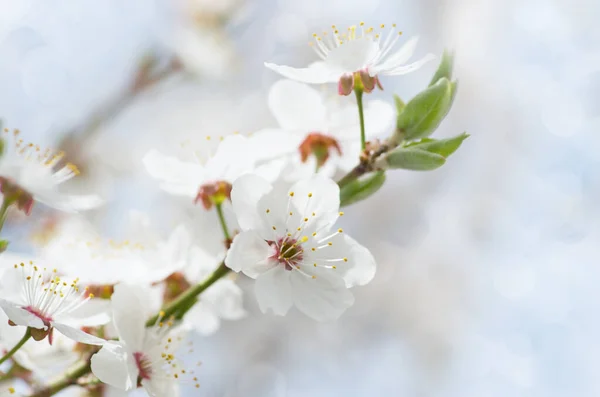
xmin=29 ymin=326 xmax=52 ymax=343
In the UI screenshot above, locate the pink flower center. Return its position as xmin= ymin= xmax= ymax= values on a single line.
xmin=133 ymin=352 xmax=153 ymax=380
xmin=24 ymin=306 xmax=53 ymax=327
xmin=269 ymin=238 xmax=304 ymax=271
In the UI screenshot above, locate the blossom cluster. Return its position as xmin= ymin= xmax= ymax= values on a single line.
xmin=0 ymin=21 xmax=465 ymax=397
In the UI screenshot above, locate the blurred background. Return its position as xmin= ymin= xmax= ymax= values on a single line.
xmin=0 ymin=0 xmax=599 ymax=396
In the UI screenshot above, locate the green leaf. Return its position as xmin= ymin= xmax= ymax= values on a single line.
xmin=380 ymin=148 xmax=446 ymax=171
xmin=393 ymin=94 xmax=406 ymax=114
xmin=404 ymin=132 xmax=469 ymax=157
xmin=0 ymin=240 xmax=8 ymax=253
xmin=340 ymin=171 xmax=386 ymax=207
xmin=429 ymin=50 xmax=454 ymax=86
xmin=396 ymin=77 xmax=453 ymax=141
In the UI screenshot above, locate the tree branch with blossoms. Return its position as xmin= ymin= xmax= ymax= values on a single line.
xmin=0 ymin=22 xmax=469 ymax=397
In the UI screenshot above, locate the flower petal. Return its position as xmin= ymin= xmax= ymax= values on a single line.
xmin=52 ymin=322 xmax=105 ymax=345
xmin=325 ymin=39 xmax=379 ymax=73
xmin=183 ymin=302 xmax=221 ymax=335
xmin=379 ymin=53 xmax=436 ymax=76
xmin=264 ymin=62 xmax=339 ymax=84
xmin=204 ymin=134 xmax=257 ymax=182
xmin=268 ymin=79 xmax=327 ymax=131
xmin=289 ymin=268 xmax=354 ymax=321
xmin=254 ymin=266 xmax=293 ymax=316
xmin=225 ymin=231 xmax=272 ymax=277
xmin=142 ymin=149 xmax=206 ymax=197
xmin=339 ymin=235 xmax=376 ymax=288
xmin=202 ymin=279 xmax=246 ymax=320
xmin=110 ymin=284 xmax=149 ymax=352
xmin=370 ymin=36 xmax=420 ymax=75
xmin=0 ymin=299 xmax=44 ymax=329
xmin=288 ymin=176 xmax=340 ymax=232
xmin=231 ymin=174 xmax=272 ymax=232
xmin=142 ymin=378 xmax=179 ymax=397
xmin=91 ymin=341 xmax=138 ymax=391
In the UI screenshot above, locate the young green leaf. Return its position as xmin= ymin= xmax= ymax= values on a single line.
xmin=429 ymin=50 xmax=454 ymax=86
xmin=396 ymin=77 xmax=453 ymax=141
xmin=404 ymin=132 xmax=469 ymax=157
xmin=378 ymin=148 xmax=446 ymax=171
xmin=340 ymin=171 xmax=386 ymax=207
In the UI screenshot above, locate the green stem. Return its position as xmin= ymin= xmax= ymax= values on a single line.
xmin=0 ymin=198 xmax=13 ymax=236
xmin=146 ymin=263 xmax=230 ymax=326
xmin=31 ymin=360 xmax=91 ymax=397
xmin=0 ymin=328 xmax=31 ymax=366
xmin=354 ymin=87 xmax=366 ymax=150
xmin=215 ymin=203 xmax=231 ymax=242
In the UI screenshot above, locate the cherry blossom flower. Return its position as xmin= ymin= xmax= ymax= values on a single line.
xmin=180 ymin=246 xmax=246 ymax=335
xmin=265 ymin=23 xmax=435 ymax=95
xmin=225 ymin=174 xmax=376 ymax=321
xmin=250 ymin=79 xmax=394 ymax=180
xmin=0 ymin=128 xmax=103 ymax=214
xmin=41 ymin=214 xmax=193 ymax=286
xmin=0 ymin=261 xmax=105 ymax=345
xmin=142 ymin=134 xmax=256 ymax=209
xmin=91 ymin=284 xmax=200 ymax=396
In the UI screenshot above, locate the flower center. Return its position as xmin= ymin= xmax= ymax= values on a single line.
xmin=133 ymin=351 xmax=153 ymax=380
xmin=298 ymin=133 xmax=342 ymax=168
xmin=195 ymin=180 xmax=232 ymax=210
xmin=24 ymin=305 xmax=53 ymax=326
xmin=270 ymin=237 xmax=304 ymax=271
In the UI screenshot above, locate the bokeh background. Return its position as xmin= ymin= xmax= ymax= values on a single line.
xmin=1 ymin=0 xmax=599 ymax=396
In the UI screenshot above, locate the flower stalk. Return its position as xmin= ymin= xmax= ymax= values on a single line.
xmin=354 ymin=85 xmax=366 ymax=150
xmin=0 ymin=328 xmax=31 ymax=366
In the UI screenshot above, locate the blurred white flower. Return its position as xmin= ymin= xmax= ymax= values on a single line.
xmin=91 ymin=284 xmax=199 ymax=395
xmin=0 ymin=262 xmax=105 ymax=346
xmin=143 ymin=134 xmax=256 ymax=209
xmin=265 ymin=23 xmax=434 ymax=95
xmin=251 ymin=79 xmax=394 ymax=180
xmin=181 ymin=246 xmax=246 ymax=335
xmin=0 ymin=129 xmax=103 ymax=214
xmin=225 ymin=174 xmax=376 ymax=321
xmin=42 ymin=213 xmax=192 ymax=285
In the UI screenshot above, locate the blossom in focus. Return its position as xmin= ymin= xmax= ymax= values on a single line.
xmin=0 ymin=128 xmax=103 ymax=214
xmin=265 ymin=23 xmax=435 ymax=95
xmin=0 ymin=262 xmax=106 ymax=345
xmin=251 ymin=79 xmax=394 ymax=180
xmin=91 ymin=284 xmax=200 ymax=395
xmin=41 ymin=213 xmax=193 ymax=286
xmin=143 ymin=134 xmax=256 ymax=209
xmin=180 ymin=246 xmax=246 ymax=335
xmin=225 ymin=174 xmax=376 ymax=321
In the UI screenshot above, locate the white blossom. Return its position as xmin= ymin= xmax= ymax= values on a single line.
xmin=0 ymin=262 xmax=106 ymax=345
xmin=91 ymin=284 xmax=200 ymax=396
xmin=251 ymin=79 xmax=394 ymax=180
xmin=225 ymin=174 xmax=376 ymax=321
xmin=265 ymin=23 xmax=434 ymax=95
xmin=0 ymin=128 xmax=103 ymax=214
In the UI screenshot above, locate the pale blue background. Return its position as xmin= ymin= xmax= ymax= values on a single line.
xmin=0 ymin=0 xmax=598 ymax=396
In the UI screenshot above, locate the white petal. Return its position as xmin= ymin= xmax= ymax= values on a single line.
xmin=231 ymin=174 xmax=272 ymax=232
xmin=110 ymin=284 xmax=149 ymax=352
xmin=225 ymin=231 xmax=272 ymax=277
xmin=142 ymin=378 xmax=179 ymax=397
xmin=52 ymin=322 xmax=105 ymax=345
xmin=202 ymin=279 xmax=246 ymax=320
xmin=254 ymin=266 xmax=293 ymax=316
xmin=264 ymin=62 xmax=340 ymax=84
xmin=142 ymin=149 xmax=205 ymax=197
xmin=35 ymin=194 xmax=104 ymax=213
xmin=58 ymin=298 xmax=111 ymax=326
xmin=204 ymin=134 xmax=256 ymax=182
xmin=0 ymin=299 xmax=44 ymax=329
xmin=247 ymin=128 xmax=302 ymax=162
xmin=268 ymin=79 xmax=327 ymax=131
xmin=370 ymin=36 xmax=420 ymax=75
xmin=288 ymin=176 xmax=340 ymax=232
xmin=289 ymin=268 xmax=354 ymax=321
xmin=183 ymin=302 xmax=221 ymax=335
xmin=91 ymin=341 xmax=138 ymax=391
xmin=160 ymin=224 xmax=192 ymax=269
xmin=325 ymin=39 xmax=379 ymax=73
xmin=339 ymin=235 xmax=377 ymax=288
xmin=379 ymin=53 xmax=436 ymax=76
